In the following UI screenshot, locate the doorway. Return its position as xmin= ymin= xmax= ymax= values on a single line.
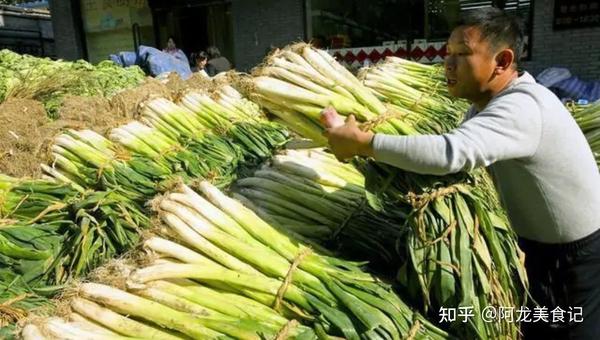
xmin=149 ymin=0 xmax=234 ymax=66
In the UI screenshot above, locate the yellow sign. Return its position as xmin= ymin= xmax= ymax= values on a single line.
xmin=81 ymin=0 xmax=149 ymax=32
xmin=80 ymin=0 xmax=153 ymax=64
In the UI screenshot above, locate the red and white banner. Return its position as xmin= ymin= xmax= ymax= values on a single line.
xmin=328 ymin=40 xmax=447 ymax=68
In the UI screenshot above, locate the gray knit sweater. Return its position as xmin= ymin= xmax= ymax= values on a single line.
xmin=372 ymin=72 xmax=600 ymax=243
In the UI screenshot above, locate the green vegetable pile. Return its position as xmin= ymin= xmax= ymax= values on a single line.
xmin=0 ymin=50 xmax=145 ymax=118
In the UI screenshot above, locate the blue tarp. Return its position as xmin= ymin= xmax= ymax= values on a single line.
xmin=109 ymin=45 xmax=192 ymax=80
xmin=537 ymin=67 xmax=600 ymax=102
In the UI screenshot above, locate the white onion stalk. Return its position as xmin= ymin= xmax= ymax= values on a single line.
xmin=271 ymin=56 xmax=336 ymax=90
xmin=262 ymin=66 xmax=337 ymax=97
xmin=170 ymin=185 xmax=256 ymax=242
xmin=160 ymin=199 xmax=325 ymax=289
xmin=250 ymin=94 xmax=326 ymax=144
xmin=109 ymin=129 xmax=159 ymax=158
xmin=160 ymin=211 xmax=261 ymax=275
xmin=236 ymin=187 xmax=335 ymax=225
xmin=69 ymin=130 xmax=115 ymax=156
xmin=43 ymin=317 xmax=138 ymax=340
xmin=252 ymin=76 xmax=369 ymax=119
xmin=68 ymin=313 xmax=120 ymax=335
xmin=40 ymin=163 xmax=86 ymax=192
xmin=139 ymin=113 xmax=182 ymax=140
xmin=149 ymin=280 xmax=288 ymax=327
xmin=142 ymin=101 xmax=196 ymax=136
xmin=21 ymin=324 xmax=48 ymax=340
xmin=120 ymin=122 xmax=175 ymax=149
xmin=70 ymin=298 xmax=181 ymax=340
xmin=79 ymin=283 xmax=224 ymax=339
xmin=144 ymin=237 xmax=218 ymax=266
xmin=127 ymin=263 xmax=312 ymax=311
xmin=132 ymin=286 xmax=219 ymax=316
xmin=271 ymin=155 xmax=363 ymax=193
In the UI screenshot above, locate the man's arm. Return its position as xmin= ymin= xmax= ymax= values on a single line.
xmin=325 ymin=92 xmax=543 ymax=175
xmin=375 ymin=92 xmax=542 ymax=174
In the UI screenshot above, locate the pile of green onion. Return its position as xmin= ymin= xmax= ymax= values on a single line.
xmin=232 ymin=148 xmax=406 ymax=267
xmin=23 ymin=183 xmax=449 ymax=340
xmin=568 ymin=100 xmax=600 ymax=168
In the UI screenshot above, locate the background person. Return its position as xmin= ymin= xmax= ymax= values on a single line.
xmin=206 ymin=46 xmax=232 ymax=76
xmin=163 ymin=36 xmax=189 ymax=65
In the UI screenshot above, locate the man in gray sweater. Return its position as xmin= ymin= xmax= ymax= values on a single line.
xmin=322 ymin=7 xmax=600 ymax=339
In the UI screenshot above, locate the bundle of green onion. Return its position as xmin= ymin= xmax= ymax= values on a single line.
xmin=110 ymin=120 xmax=242 ymax=187
xmin=140 ymin=95 xmax=289 ymax=179
xmin=0 ymin=220 xmax=66 ymax=288
xmin=45 ymin=121 xmax=241 ymax=200
xmin=53 ymin=190 xmax=149 ymax=284
xmin=242 ymin=43 xmax=419 ymax=144
xmin=568 ymin=100 xmax=600 ymax=168
xmin=232 ymin=148 xmax=408 ymax=268
xmin=0 ymin=175 xmax=78 ymax=223
xmin=43 ymin=129 xmax=161 ymax=201
xmin=358 ymin=57 xmax=469 ymax=134
xmin=176 ymin=89 xmax=290 ymax=164
xmin=246 ymin=43 xmax=527 ymax=339
xmin=1 ymin=189 xmax=148 ymax=287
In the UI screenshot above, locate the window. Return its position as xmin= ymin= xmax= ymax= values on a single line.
xmin=309 ymin=0 xmax=533 ymax=60
xmin=427 ymin=0 xmax=533 ymax=59
xmin=309 ymin=0 xmax=425 ymax=49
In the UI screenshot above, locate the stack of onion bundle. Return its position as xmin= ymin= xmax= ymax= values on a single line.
xmin=246 ymin=42 xmax=527 ymax=339
xmin=1 ymin=189 xmax=148 ymax=286
xmin=43 ymin=121 xmax=242 ymax=201
xmin=1 ymin=178 xmax=149 ymax=336
xmin=175 ymin=88 xmax=290 ymax=165
xmin=110 ymin=120 xmax=243 ymax=188
xmin=358 ymin=57 xmax=470 ymax=134
xmin=0 ymin=174 xmax=78 ymax=223
xmin=43 ymin=129 xmax=167 ymax=202
xmin=24 ymin=182 xmax=449 ymax=340
xmin=242 ymin=43 xmax=418 ymax=145
xmin=568 ymin=100 xmax=600 ymax=167
xmin=232 ymin=148 xmax=409 ymax=268
xmin=22 ymin=259 xmax=318 ymax=340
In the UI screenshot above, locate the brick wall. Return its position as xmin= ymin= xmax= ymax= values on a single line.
xmin=523 ymin=0 xmax=600 ymax=81
xmin=49 ymin=0 xmax=86 ymax=60
xmin=231 ymin=0 xmax=305 ymax=71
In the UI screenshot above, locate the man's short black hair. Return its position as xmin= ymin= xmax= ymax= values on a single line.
xmin=457 ymin=7 xmax=525 ymax=63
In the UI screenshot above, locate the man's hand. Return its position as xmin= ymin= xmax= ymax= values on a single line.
xmin=320 ymin=106 xmax=345 ymax=128
xmin=320 ymin=107 xmax=375 ymax=161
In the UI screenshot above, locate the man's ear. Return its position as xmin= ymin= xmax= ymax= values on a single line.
xmin=494 ymin=48 xmax=515 ymax=74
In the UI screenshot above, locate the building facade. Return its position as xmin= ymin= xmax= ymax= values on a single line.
xmin=522 ymin=0 xmax=600 ymax=80
xmin=0 ymin=4 xmax=54 ymax=57
xmin=49 ymin=0 xmax=600 ymax=80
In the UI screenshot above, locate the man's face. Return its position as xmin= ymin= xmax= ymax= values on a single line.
xmin=445 ymin=26 xmax=497 ymax=102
